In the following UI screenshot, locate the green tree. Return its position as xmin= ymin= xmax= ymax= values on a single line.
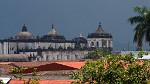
xmin=86 ymin=48 xmax=110 ymax=60
xmin=128 ymin=6 xmax=150 ymax=49
xmin=11 ymin=67 xmax=40 ymax=84
xmin=71 ymin=52 xmax=150 ymax=84
xmin=11 ymin=67 xmax=25 ymax=80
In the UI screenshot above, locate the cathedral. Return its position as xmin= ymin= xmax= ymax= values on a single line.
xmin=0 ymin=23 xmax=113 ymax=61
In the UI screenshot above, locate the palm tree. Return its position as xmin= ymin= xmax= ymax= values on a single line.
xmin=128 ymin=6 xmax=150 ymax=50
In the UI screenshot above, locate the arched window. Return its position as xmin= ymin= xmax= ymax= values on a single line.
xmin=102 ymin=40 xmax=107 ymax=47
xmin=91 ymin=42 xmax=94 ymax=47
xmin=48 ymin=45 xmax=53 ymax=50
xmin=75 ymin=54 xmax=78 ymax=59
xmin=46 ymin=56 xmax=49 ymax=61
xmin=37 ymin=57 xmax=40 ymax=61
xmin=30 ymin=53 xmax=32 ymax=57
xmin=67 ymin=55 xmax=70 ymax=60
xmin=96 ymin=41 xmax=99 ymax=47
xmin=58 ymin=45 xmax=63 ymax=50
xmin=57 ymin=55 xmax=59 ymax=60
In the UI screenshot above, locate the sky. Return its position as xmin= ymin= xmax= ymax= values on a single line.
xmin=0 ymin=0 xmax=149 ymax=50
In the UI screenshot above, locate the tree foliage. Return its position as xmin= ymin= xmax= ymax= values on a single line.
xmin=11 ymin=67 xmax=26 ymax=80
xmin=11 ymin=67 xmax=40 ymax=84
xmin=85 ymin=48 xmax=110 ymax=60
xmin=128 ymin=6 xmax=150 ymax=49
xmin=71 ymin=51 xmax=150 ymax=84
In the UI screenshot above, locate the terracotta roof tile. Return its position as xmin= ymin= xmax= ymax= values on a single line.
xmin=56 ymin=62 xmax=85 ymax=69
xmin=0 ymin=61 xmax=85 ymax=75
xmin=12 ymin=62 xmax=52 ymax=68
xmin=8 ymin=80 xmax=25 ymax=84
xmin=12 ymin=61 xmax=85 ymax=69
xmin=35 ymin=70 xmax=78 ymax=75
xmin=0 ymin=63 xmax=17 ymax=74
xmin=9 ymin=79 xmax=75 ymax=84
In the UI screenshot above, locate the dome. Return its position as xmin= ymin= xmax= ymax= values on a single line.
xmin=73 ymin=33 xmax=87 ymax=43
xmin=42 ymin=35 xmax=66 ymax=41
xmin=73 ymin=37 xmax=87 ymax=43
xmin=42 ymin=25 xmax=66 ymax=41
xmin=48 ymin=24 xmax=57 ymax=35
xmin=87 ymin=23 xmax=112 ymax=38
xmin=15 ymin=24 xmax=34 ymax=39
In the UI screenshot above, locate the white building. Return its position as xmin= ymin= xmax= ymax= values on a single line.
xmin=87 ymin=23 xmax=113 ymax=50
xmin=0 ymin=23 xmax=113 ymax=61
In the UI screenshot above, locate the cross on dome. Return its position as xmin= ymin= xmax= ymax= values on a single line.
xmin=48 ymin=24 xmax=57 ymax=35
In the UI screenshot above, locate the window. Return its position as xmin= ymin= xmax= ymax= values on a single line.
xmin=75 ymin=54 xmax=78 ymax=59
xmin=102 ymin=40 xmax=107 ymax=47
xmin=57 ymin=55 xmax=59 ymax=60
xmin=67 ymin=55 xmax=70 ymax=60
xmin=46 ymin=56 xmax=49 ymax=61
xmin=91 ymin=42 xmax=94 ymax=46
xmin=97 ymin=41 xmax=99 ymax=47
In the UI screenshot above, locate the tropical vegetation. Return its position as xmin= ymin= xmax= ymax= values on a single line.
xmin=71 ymin=51 xmax=150 ymax=84
xmin=85 ymin=48 xmax=110 ymax=60
xmin=128 ymin=6 xmax=150 ymax=49
xmin=11 ymin=67 xmax=39 ymax=84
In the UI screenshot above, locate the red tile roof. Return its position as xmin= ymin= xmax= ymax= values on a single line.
xmin=12 ymin=62 xmax=51 ymax=68
xmin=56 ymin=62 xmax=85 ymax=69
xmin=9 ymin=79 xmax=75 ymax=84
xmin=0 ymin=63 xmax=16 ymax=74
xmin=23 ymin=63 xmax=80 ymax=73
xmin=10 ymin=61 xmax=85 ymax=74
xmin=12 ymin=61 xmax=85 ymax=69
xmin=0 ymin=61 xmax=85 ymax=75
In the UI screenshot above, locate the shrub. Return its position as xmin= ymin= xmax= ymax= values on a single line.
xmin=85 ymin=48 xmax=110 ymax=60
xmin=71 ymin=51 xmax=150 ymax=84
xmin=11 ymin=67 xmax=26 ymax=80
xmin=11 ymin=67 xmax=40 ymax=84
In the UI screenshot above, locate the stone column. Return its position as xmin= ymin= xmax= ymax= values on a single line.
xmin=107 ymin=40 xmax=109 ymax=48
xmin=88 ymin=42 xmax=91 ymax=48
xmin=99 ymin=40 xmax=102 ymax=47
xmin=4 ymin=42 xmax=8 ymax=54
xmin=0 ymin=42 xmax=3 ymax=54
xmin=110 ymin=41 xmax=113 ymax=47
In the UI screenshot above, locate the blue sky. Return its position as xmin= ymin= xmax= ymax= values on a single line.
xmin=0 ymin=0 xmax=149 ymax=50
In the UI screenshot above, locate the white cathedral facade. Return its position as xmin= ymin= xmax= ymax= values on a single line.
xmin=0 ymin=23 xmax=113 ymax=62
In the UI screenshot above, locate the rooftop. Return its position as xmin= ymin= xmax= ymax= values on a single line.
xmin=0 ymin=61 xmax=85 ymax=75
xmin=9 ymin=79 xmax=75 ymax=84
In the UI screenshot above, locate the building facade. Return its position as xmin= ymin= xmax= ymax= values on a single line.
xmin=0 ymin=23 xmax=113 ymax=61
xmin=87 ymin=23 xmax=113 ymax=50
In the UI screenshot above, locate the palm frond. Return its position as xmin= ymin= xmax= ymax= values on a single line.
xmin=134 ymin=6 xmax=150 ymax=15
xmin=133 ymin=24 xmax=145 ymax=47
xmin=129 ymin=6 xmax=150 ymax=48
xmin=128 ymin=16 xmax=143 ymax=25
